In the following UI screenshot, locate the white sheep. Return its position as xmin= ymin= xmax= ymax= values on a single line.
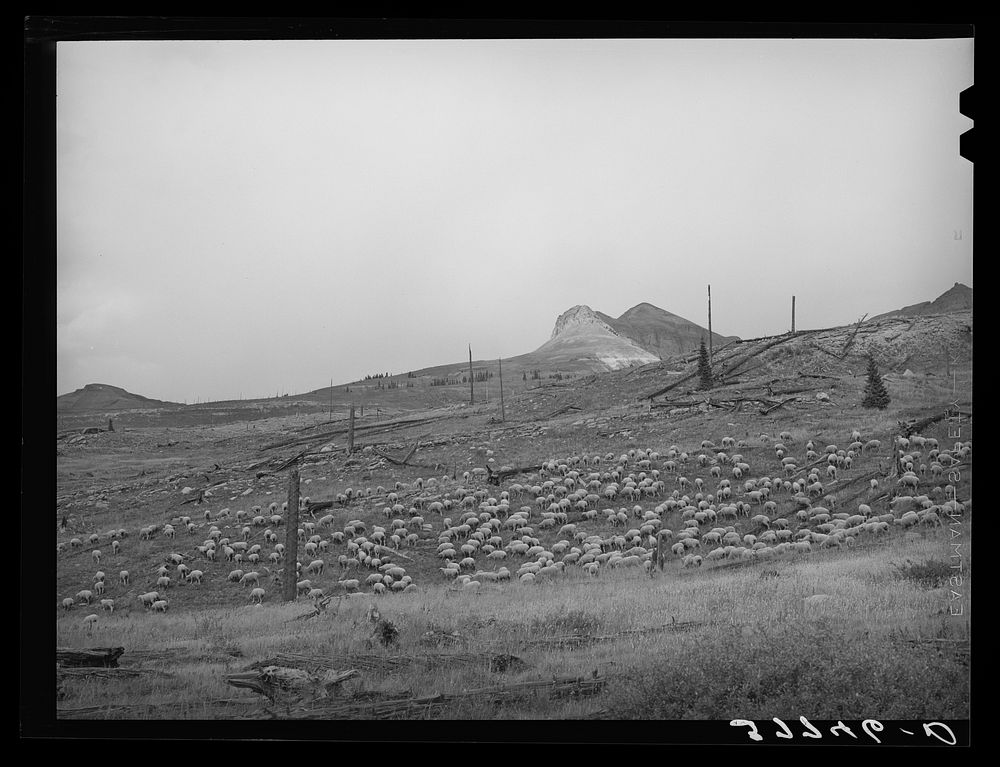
xmin=151 ymin=600 xmax=169 ymax=612
xmin=61 ymin=597 xmax=75 ymax=610
xmin=100 ymin=598 xmax=115 ymax=613
xmin=249 ymin=587 xmax=266 ymax=604
xmin=186 ymin=569 xmax=204 ymax=585
xmin=83 ymin=613 xmax=99 ymax=631
xmin=239 ymin=571 xmax=260 ymax=588
xmin=139 ymin=591 xmax=160 ymax=608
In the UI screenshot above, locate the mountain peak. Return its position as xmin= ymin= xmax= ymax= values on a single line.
xmin=549 ymin=305 xmax=609 ymax=340
xmin=618 ymin=302 xmax=678 ymax=321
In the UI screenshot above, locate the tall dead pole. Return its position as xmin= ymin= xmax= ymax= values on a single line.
xmin=707 ymin=284 xmax=713 ymax=362
xmin=498 ymin=357 xmax=505 ymax=422
xmin=791 ymin=295 xmax=796 ymax=333
xmin=328 ymin=378 xmax=333 ymax=419
xmin=468 ymin=345 xmax=474 ymax=405
xmin=347 ymin=405 xmax=356 ymax=454
xmin=282 ymin=469 xmax=300 ymax=603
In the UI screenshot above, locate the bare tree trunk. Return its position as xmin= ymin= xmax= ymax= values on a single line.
xmin=707 ymin=284 xmax=713 ymax=363
xmin=347 ymin=406 xmax=355 ymax=454
xmin=498 ymin=357 xmax=505 ymax=422
xmin=283 ymin=470 xmax=300 ymax=602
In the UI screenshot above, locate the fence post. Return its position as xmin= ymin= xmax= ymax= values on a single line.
xmin=282 ymin=470 xmax=300 ymax=602
xmin=348 ymin=405 xmax=356 ymax=454
xmin=469 ymin=345 xmax=474 ymax=405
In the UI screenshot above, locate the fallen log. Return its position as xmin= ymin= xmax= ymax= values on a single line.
xmin=267 ymin=674 xmax=606 ymax=720
xmin=57 ymin=667 xmax=173 ymax=680
xmin=261 ymin=415 xmax=444 ymax=452
xmin=838 ymin=314 xmax=868 ymax=359
xmin=56 ymin=647 xmax=125 ymax=668
xmin=899 ymin=408 xmax=972 ymax=437
xmin=716 ymin=332 xmax=815 ymax=378
xmin=401 ymin=443 xmax=419 ymax=465
xmin=487 ymin=463 xmax=546 ymax=484
xmin=797 ymin=372 xmax=843 ymax=380
xmin=759 ymin=397 xmax=798 ymax=415
xmin=369 ymin=446 xmax=440 ymax=471
xmin=292 ymin=594 xmax=340 ymax=621
xmin=226 ymin=666 xmax=359 ymax=703
xmin=543 ymin=404 xmax=582 ymax=419
xmin=642 ymin=371 xmax=699 ymax=400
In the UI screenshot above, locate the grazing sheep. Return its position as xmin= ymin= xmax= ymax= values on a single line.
xmin=91 ymin=549 xmax=102 ymax=564
xmin=100 ymin=598 xmax=114 ymax=613
xmin=75 ymin=589 xmax=94 ymax=605
xmin=238 ymin=571 xmax=260 ymax=588
xmin=152 ymin=600 xmax=169 ymax=612
xmin=61 ymin=597 xmax=75 ymax=611
xmin=83 ymin=614 xmax=99 ymax=631
xmin=139 ymin=591 xmax=160 ymax=608
xmin=249 ymin=587 xmax=266 ymax=604
xmin=228 ymin=569 xmax=245 ymax=582
xmin=186 ymin=569 xmax=204 ymax=585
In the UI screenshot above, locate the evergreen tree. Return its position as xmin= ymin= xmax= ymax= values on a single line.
xmin=862 ymin=354 xmax=891 ymax=409
xmin=697 ymin=338 xmax=713 ymax=390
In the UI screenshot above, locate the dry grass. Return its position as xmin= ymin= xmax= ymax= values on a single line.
xmin=56 ymin=521 xmax=970 ymax=721
xmin=54 ymin=354 xmax=972 ymax=723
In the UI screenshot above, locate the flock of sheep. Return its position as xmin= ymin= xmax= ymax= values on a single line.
xmin=58 ymin=426 xmax=970 ymax=627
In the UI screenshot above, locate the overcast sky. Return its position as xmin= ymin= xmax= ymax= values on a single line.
xmin=56 ymin=37 xmax=973 ymax=403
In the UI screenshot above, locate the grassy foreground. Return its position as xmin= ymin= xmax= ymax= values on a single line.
xmin=56 ymin=522 xmax=970 ymax=721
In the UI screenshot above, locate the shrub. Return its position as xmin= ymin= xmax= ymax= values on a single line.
xmin=890 ymin=558 xmax=953 ymax=589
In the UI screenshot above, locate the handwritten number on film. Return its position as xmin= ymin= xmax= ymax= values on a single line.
xmin=730 ymin=718 xmax=957 ymax=744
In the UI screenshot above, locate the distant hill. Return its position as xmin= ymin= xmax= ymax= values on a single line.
xmin=296 ymin=301 xmax=741 ymax=405
xmin=871 ymin=283 xmax=972 ymax=322
xmin=57 ymin=383 xmax=178 ymax=412
xmin=532 ymin=302 xmax=738 ymax=369
xmin=598 ymin=302 xmax=740 ymax=360
xmin=530 ymin=305 xmax=661 ymax=370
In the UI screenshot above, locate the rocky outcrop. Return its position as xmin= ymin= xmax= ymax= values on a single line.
xmin=534 ymin=305 xmax=660 ymax=370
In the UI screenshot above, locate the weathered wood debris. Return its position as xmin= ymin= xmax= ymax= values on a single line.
xmin=56 ymin=647 xmax=125 ymax=668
